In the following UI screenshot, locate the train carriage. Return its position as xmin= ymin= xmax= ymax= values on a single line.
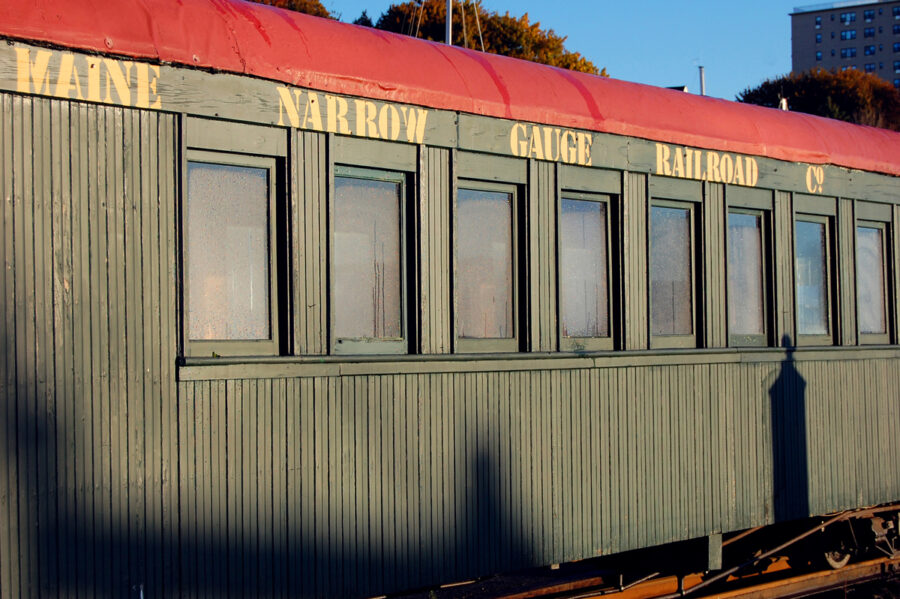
xmin=1 ymin=0 xmax=900 ymax=597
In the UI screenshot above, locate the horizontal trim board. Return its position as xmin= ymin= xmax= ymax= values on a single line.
xmin=1 ymin=42 xmax=899 ymax=202
xmin=178 ymin=347 xmax=900 ymax=380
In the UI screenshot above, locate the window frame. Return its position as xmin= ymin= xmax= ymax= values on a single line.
xmin=181 ymin=149 xmax=283 ymax=358
xmin=557 ymin=191 xmax=615 ymax=352
xmin=855 ymin=210 xmax=892 ymax=345
xmin=329 ymin=164 xmax=411 ymax=355
xmin=454 ymin=177 xmax=521 ymax=354
xmin=725 ymin=202 xmax=772 ymax=348
xmin=793 ymin=210 xmax=837 ymax=347
xmin=648 ymin=196 xmax=699 ymax=350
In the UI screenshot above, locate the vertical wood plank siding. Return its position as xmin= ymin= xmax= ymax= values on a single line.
xmin=704 ymin=183 xmax=726 ymax=347
xmin=419 ymin=146 xmax=452 ymax=353
xmin=2 ymin=91 xmax=900 ymax=599
xmin=528 ymin=160 xmax=557 ymax=352
xmin=294 ymin=130 xmax=328 ymax=355
xmin=838 ymin=198 xmax=857 ymax=346
xmin=0 ymin=95 xmax=178 ymax=598
xmin=174 ymin=358 xmax=900 ymax=598
xmin=623 ymin=172 xmax=648 ymax=350
xmin=774 ymin=191 xmax=795 ymax=343
xmin=895 ymin=205 xmax=900 ymax=345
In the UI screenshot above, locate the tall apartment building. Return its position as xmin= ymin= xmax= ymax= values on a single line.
xmin=791 ymin=0 xmax=900 ymax=88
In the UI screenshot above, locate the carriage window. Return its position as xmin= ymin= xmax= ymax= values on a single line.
xmin=184 ymin=153 xmax=280 ymax=357
xmin=559 ymin=194 xmax=613 ymax=351
xmin=795 ymin=216 xmax=834 ymax=344
xmin=727 ymin=210 xmax=768 ymax=346
xmin=857 ymin=222 xmax=889 ymax=343
xmin=332 ymin=167 xmax=408 ymax=354
xmin=456 ymin=183 xmax=518 ymax=353
xmin=650 ymin=202 xmax=696 ymax=348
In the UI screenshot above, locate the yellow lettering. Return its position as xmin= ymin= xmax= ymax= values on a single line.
xmin=561 ymin=131 xmax=577 ymax=164
xmin=86 ymin=57 xmax=102 ymax=102
xmin=685 ymin=147 xmax=693 ymax=180
xmin=732 ymin=154 xmax=745 ymax=186
xmin=54 ymin=53 xmax=85 ymax=100
xmin=577 ymin=132 xmax=592 ymax=166
xmin=528 ymin=126 xmax=544 ymax=160
xmin=655 ymin=143 xmax=672 ymax=176
xmin=302 ymin=92 xmax=324 ymax=131
xmin=354 ymin=99 xmax=378 ymax=138
xmin=510 ymin=123 xmax=527 ymax=157
xmin=720 ymin=154 xmax=734 ymax=184
xmin=135 ymin=63 xmax=161 ymax=109
xmin=16 ymin=48 xmax=53 ymax=95
xmin=103 ymin=59 xmax=133 ymax=106
xmin=399 ymin=106 xmax=428 ymax=144
xmin=746 ymin=157 xmax=759 ymax=187
xmin=326 ymin=95 xmax=351 ymax=134
xmin=276 ymin=87 xmax=301 ymax=128
xmin=706 ymin=152 xmax=721 ymax=182
xmin=694 ymin=150 xmax=703 ymax=179
xmin=378 ymin=104 xmax=401 ymax=141
xmin=543 ymin=128 xmax=561 ymax=162
xmin=671 ymin=147 xmax=685 ymax=178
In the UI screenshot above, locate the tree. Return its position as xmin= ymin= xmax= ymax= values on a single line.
xmin=353 ymin=10 xmax=374 ymax=27
xmin=737 ymin=68 xmax=900 ymax=131
xmin=251 ymin=0 xmax=333 ymax=20
xmin=374 ymin=0 xmax=603 ymax=75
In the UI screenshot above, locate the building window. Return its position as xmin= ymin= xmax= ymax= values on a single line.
xmin=864 ymin=9 xmax=875 ymax=22
xmin=894 ymin=24 xmax=900 ymax=34
xmin=841 ymin=30 xmax=857 ymax=40
xmin=815 ymin=15 xmax=822 ymax=28
xmin=865 ymin=45 xmax=876 ymax=55
xmin=727 ymin=210 xmax=769 ymax=346
xmin=816 ymin=33 xmax=823 ymax=43
xmin=895 ymin=6 xmax=900 ymax=18
xmin=894 ymin=78 xmax=900 ymax=88
xmin=650 ymin=201 xmax=696 ymax=348
xmin=894 ymin=42 xmax=900 ymax=52
xmin=456 ymin=182 xmax=519 ymax=352
xmin=894 ymin=60 xmax=900 ymax=72
xmin=832 ymin=49 xmax=836 ymax=56
xmin=559 ymin=193 xmax=614 ymax=350
xmin=184 ymin=153 xmax=282 ymax=357
xmin=332 ymin=167 xmax=409 ymax=354
xmin=816 ymin=51 xmax=823 ymax=61
xmin=865 ymin=62 xmax=877 ymax=72
xmin=841 ymin=47 xmax=858 ymax=58
xmin=840 ymin=11 xmax=856 ymax=24
xmin=864 ymin=27 xmax=875 ymax=37
xmin=795 ymin=216 xmax=834 ymax=345
xmin=856 ymin=222 xmax=890 ymax=343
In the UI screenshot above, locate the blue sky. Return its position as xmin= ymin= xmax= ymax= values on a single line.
xmin=322 ymin=0 xmax=798 ymax=101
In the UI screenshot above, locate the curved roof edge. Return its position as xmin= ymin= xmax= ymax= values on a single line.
xmin=3 ymin=0 xmax=900 ymax=176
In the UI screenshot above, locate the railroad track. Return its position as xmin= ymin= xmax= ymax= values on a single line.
xmin=493 ymin=556 xmax=900 ymax=599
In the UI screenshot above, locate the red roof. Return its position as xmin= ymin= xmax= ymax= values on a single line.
xmin=3 ymin=0 xmax=900 ymax=176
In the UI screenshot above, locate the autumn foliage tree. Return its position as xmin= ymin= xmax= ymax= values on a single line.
xmin=374 ymin=0 xmax=603 ymax=75
xmin=737 ymin=68 xmax=900 ymax=131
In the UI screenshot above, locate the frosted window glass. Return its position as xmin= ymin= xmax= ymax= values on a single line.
xmin=457 ymin=189 xmax=514 ymax=339
xmin=560 ymin=199 xmax=609 ymax=337
xmin=857 ymin=226 xmax=886 ymax=334
xmin=795 ymin=220 xmax=829 ymax=335
xmin=727 ymin=212 xmax=765 ymax=337
xmin=651 ymin=206 xmax=693 ymax=335
xmin=334 ymin=176 xmax=402 ymax=339
xmin=187 ymin=162 xmax=270 ymax=340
